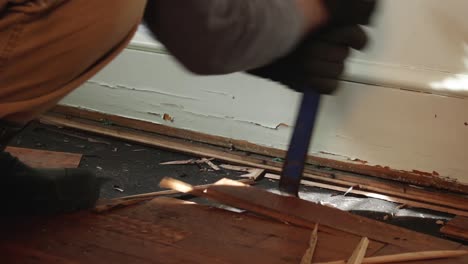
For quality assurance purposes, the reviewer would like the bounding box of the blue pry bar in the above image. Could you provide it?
[279,90,321,196]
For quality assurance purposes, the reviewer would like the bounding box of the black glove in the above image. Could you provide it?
[323,0,378,26]
[247,0,377,94]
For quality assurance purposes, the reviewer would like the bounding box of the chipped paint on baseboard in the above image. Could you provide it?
[87,80,199,101]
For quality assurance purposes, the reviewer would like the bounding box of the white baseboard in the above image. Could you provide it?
[61,47,468,186]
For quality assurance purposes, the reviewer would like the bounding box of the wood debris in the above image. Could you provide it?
[160,157,219,170]
[201,158,220,171]
[94,178,254,213]
[220,164,265,180]
[219,164,252,172]
[240,168,265,181]
[113,186,124,193]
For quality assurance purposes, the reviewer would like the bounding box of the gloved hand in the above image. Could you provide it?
[247,0,377,94]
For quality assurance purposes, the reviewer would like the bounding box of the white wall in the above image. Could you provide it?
[347,0,468,97]
[61,1,468,185]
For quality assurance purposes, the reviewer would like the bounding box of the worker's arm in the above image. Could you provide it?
[144,0,328,75]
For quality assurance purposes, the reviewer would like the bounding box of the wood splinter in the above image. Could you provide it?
[346,237,369,264]
[300,224,319,264]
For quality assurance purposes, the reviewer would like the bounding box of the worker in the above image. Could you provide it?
[0,0,376,214]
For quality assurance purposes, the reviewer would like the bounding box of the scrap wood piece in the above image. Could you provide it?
[160,158,212,165]
[346,237,369,264]
[441,216,468,241]
[94,178,254,213]
[5,146,82,168]
[240,169,265,181]
[265,174,468,218]
[160,157,220,171]
[201,158,220,171]
[220,164,265,180]
[220,164,253,172]
[300,224,319,264]
[158,177,459,251]
[314,249,468,264]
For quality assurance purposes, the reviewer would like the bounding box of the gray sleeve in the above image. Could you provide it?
[144,0,307,75]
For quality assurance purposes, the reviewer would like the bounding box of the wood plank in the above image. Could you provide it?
[5,147,82,168]
[40,113,468,211]
[266,174,468,217]
[440,216,468,241]
[163,178,461,251]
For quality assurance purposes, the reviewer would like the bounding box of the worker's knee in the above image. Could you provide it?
[0,0,147,123]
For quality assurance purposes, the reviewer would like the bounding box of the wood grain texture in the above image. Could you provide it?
[5,147,82,168]
[0,197,384,264]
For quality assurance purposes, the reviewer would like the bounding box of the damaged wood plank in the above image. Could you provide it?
[5,147,82,168]
[440,216,468,241]
[40,114,468,211]
[159,177,461,251]
[265,174,468,217]
[48,106,468,194]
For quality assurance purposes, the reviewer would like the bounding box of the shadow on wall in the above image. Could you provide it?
[344,0,468,98]
[427,2,468,93]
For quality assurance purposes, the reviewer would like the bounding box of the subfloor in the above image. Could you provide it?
[9,122,462,243]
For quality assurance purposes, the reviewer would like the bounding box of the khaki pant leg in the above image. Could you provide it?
[0,0,147,124]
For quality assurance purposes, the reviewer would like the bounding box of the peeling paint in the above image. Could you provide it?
[275,123,290,129]
[147,112,161,117]
[87,80,199,101]
[161,103,184,109]
[200,89,232,97]
[348,158,369,164]
[163,113,174,122]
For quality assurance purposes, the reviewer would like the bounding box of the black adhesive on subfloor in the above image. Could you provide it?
[8,122,464,243]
